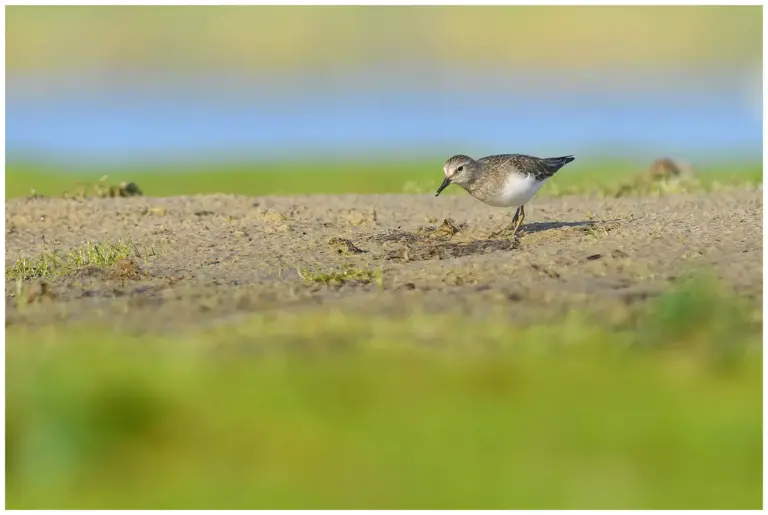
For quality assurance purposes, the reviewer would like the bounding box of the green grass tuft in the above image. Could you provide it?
[6,240,134,281]
[298,263,383,288]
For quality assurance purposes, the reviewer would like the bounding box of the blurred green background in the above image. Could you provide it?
[5,5,762,196]
[6,6,762,72]
[5,6,763,509]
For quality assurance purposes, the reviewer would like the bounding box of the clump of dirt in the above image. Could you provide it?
[614,157,699,197]
[110,259,143,280]
[109,181,143,198]
[433,218,462,239]
[645,157,695,181]
[328,237,366,255]
[25,282,57,304]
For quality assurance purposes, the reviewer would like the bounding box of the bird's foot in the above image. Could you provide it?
[490,226,524,240]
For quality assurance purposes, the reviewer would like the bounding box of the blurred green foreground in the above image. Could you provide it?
[6,279,762,509]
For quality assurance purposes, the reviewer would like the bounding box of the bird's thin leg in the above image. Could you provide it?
[509,205,526,238]
[508,207,520,231]
[491,207,519,239]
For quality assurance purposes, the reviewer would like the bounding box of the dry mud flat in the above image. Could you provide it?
[5,187,763,330]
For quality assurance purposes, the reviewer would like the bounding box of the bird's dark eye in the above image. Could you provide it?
[457,166,464,172]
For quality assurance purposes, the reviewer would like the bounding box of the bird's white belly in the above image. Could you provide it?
[484,173,546,208]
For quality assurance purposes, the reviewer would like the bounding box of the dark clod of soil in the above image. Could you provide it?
[110,181,143,198]
[646,157,694,181]
[25,282,57,304]
[328,237,366,255]
[433,218,462,238]
[110,259,142,280]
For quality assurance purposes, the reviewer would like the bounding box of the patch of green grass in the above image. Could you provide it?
[636,275,760,365]
[298,263,383,288]
[5,277,761,509]
[7,161,439,198]
[6,239,134,281]
[5,160,762,199]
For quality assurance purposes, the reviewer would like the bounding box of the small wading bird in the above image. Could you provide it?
[435,153,575,238]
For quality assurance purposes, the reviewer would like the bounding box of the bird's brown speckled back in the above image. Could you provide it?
[468,153,574,200]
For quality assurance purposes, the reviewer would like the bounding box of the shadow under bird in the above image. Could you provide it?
[435,153,575,238]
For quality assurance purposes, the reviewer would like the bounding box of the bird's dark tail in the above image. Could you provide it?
[542,155,575,173]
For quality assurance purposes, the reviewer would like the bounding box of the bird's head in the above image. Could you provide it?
[435,154,478,196]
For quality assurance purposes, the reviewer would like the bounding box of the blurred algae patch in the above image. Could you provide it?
[6,277,761,509]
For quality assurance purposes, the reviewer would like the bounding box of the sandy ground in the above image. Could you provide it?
[5,187,763,331]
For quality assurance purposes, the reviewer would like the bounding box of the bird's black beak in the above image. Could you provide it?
[435,177,451,197]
